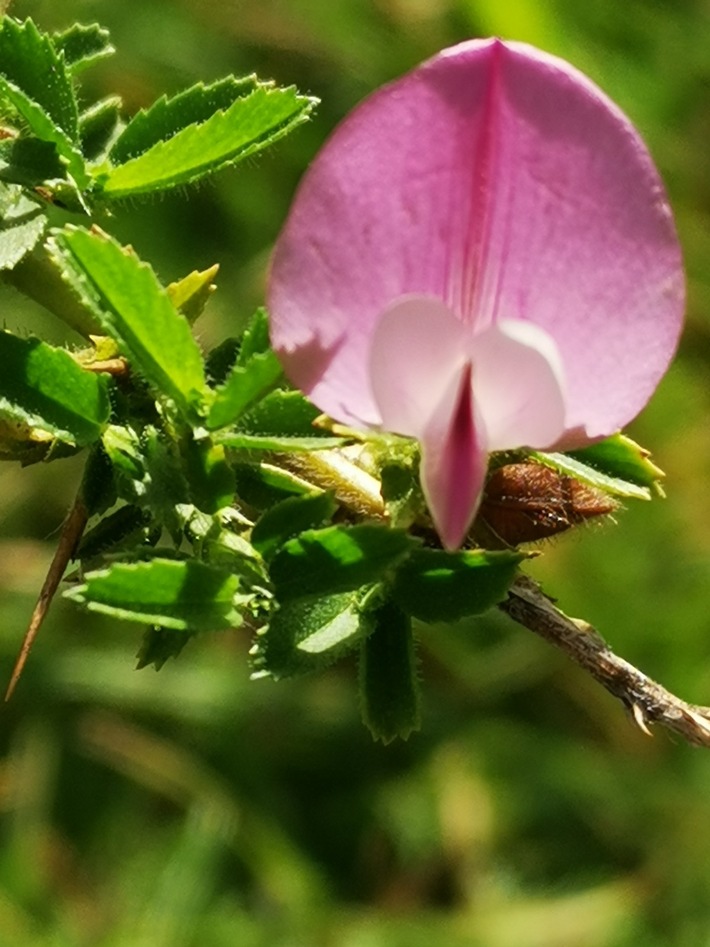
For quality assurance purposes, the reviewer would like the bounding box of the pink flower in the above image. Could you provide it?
[268,39,684,549]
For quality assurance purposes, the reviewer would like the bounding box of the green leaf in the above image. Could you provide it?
[100,82,316,198]
[167,264,218,324]
[270,524,417,601]
[0,18,86,185]
[206,350,283,430]
[217,389,347,452]
[0,136,64,186]
[181,437,234,514]
[237,307,271,366]
[64,557,245,631]
[136,625,194,670]
[79,96,122,161]
[251,491,338,561]
[252,591,365,679]
[49,226,208,421]
[0,183,46,269]
[51,23,114,73]
[564,434,665,492]
[390,548,526,624]
[0,331,110,446]
[359,593,420,743]
[108,76,258,165]
[77,505,152,560]
[529,448,652,501]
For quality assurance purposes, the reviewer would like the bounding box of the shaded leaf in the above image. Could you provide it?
[359,593,420,743]
[51,23,114,73]
[64,557,245,631]
[100,82,316,198]
[49,226,208,421]
[207,350,283,430]
[390,548,526,624]
[251,491,338,561]
[79,96,122,161]
[136,625,194,670]
[0,136,64,187]
[270,524,416,601]
[252,591,364,679]
[217,389,347,451]
[0,331,110,446]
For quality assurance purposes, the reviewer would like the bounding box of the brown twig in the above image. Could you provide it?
[5,495,89,701]
[499,574,710,747]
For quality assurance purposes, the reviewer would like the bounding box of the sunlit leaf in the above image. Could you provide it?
[100,82,316,198]
[64,557,245,630]
[0,331,110,446]
[49,226,208,421]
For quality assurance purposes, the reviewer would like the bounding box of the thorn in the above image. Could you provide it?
[5,496,88,702]
[631,702,653,737]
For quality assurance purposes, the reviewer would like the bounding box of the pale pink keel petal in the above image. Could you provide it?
[419,364,488,550]
[472,319,567,450]
[369,296,468,436]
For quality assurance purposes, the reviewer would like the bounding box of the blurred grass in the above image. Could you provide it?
[1,0,709,944]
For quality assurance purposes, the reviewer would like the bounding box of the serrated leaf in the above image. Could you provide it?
[77,505,151,560]
[390,548,525,624]
[237,307,270,366]
[207,350,283,430]
[252,591,364,679]
[136,625,194,670]
[0,136,64,186]
[359,594,420,744]
[79,96,122,161]
[0,18,86,185]
[0,331,110,446]
[109,75,258,165]
[216,389,347,452]
[529,448,652,500]
[51,23,114,73]
[251,491,338,561]
[181,437,234,514]
[565,434,664,491]
[64,558,244,630]
[167,264,218,324]
[49,226,208,421]
[100,82,316,198]
[0,183,46,268]
[270,524,417,601]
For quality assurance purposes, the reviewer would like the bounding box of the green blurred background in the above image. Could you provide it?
[1,1,709,944]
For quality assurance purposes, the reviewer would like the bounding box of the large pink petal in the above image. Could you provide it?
[268,39,683,436]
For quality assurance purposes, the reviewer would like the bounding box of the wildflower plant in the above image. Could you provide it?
[0,16,697,743]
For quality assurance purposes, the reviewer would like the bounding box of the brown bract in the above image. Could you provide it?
[479,462,619,545]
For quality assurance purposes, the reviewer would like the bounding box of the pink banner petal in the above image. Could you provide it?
[269,38,683,439]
